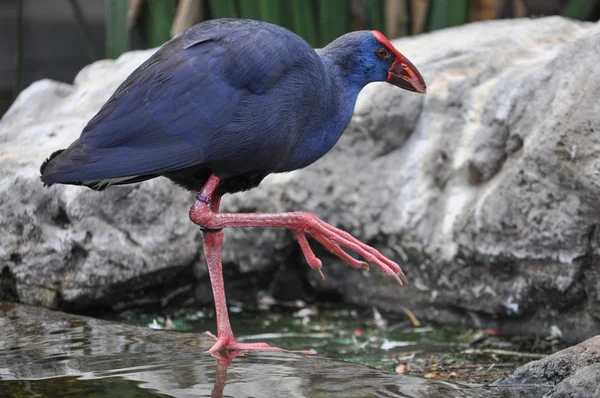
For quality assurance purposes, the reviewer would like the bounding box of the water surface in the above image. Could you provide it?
[0,303,548,397]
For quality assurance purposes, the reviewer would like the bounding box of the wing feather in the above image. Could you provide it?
[41,19,318,187]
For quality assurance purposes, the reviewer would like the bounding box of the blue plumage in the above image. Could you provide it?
[40,19,424,194]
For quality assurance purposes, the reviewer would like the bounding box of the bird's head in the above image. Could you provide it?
[322,30,426,94]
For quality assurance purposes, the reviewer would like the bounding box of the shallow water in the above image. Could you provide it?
[125,304,560,383]
[0,303,549,397]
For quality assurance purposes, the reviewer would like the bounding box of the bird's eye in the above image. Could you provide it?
[376,48,389,59]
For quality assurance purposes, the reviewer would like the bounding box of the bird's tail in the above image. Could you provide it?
[40,149,65,180]
[40,142,156,191]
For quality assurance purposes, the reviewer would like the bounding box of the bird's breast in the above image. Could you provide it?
[281,98,355,171]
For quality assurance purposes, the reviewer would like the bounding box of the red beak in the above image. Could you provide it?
[387,55,427,94]
[372,30,426,94]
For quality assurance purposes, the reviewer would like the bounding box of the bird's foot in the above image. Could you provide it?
[206,334,314,356]
[293,214,408,285]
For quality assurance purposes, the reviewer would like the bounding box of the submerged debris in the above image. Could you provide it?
[372,306,388,330]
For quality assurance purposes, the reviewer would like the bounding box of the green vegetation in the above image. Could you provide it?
[105,0,129,59]
[562,0,600,20]
[426,0,470,31]
[141,0,177,48]
[72,0,600,60]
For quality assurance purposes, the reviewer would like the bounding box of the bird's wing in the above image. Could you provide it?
[42,20,307,185]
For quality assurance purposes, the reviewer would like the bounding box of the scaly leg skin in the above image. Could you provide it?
[202,229,313,355]
[193,174,408,354]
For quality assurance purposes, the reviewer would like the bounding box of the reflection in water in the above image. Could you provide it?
[210,350,244,398]
[0,303,544,398]
[212,360,228,398]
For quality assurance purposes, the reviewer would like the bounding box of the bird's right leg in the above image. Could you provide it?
[202,228,295,353]
[200,187,313,354]
[191,174,408,286]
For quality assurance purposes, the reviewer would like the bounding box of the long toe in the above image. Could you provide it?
[307,221,407,282]
[231,342,315,355]
[209,339,315,355]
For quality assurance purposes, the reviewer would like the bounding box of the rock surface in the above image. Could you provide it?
[492,336,600,398]
[1,17,600,340]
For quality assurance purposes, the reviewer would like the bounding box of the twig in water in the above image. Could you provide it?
[462,348,547,359]
[445,363,520,370]
[401,307,421,326]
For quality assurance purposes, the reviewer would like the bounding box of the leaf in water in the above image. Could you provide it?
[335,338,355,345]
[395,364,407,373]
[373,306,388,330]
[237,332,334,341]
[186,311,205,320]
[164,317,176,330]
[380,339,414,350]
[148,319,162,329]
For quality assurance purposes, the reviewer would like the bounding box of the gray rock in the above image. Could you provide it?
[492,336,600,398]
[0,53,202,313]
[1,16,600,342]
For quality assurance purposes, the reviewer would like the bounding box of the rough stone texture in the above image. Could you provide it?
[492,336,600,398]
[0,54,202,314]
[1,17,600,339]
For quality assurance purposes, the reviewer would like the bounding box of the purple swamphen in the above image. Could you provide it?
[40,19,426,354]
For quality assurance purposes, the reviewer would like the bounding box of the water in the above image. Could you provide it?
[125,304,560,383]
[0,302,549,397]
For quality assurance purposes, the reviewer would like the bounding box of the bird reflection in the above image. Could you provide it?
[209,349,245,398]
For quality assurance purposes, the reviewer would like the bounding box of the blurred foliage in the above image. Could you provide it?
[92,0,600,59]
[562,0,600,20]
[425,0,470,31]
[68,0,101,61]
[105,0,129,59]
[140,0,177,48]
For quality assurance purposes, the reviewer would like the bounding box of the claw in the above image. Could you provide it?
[315,268,325,280]
[399,271,409,285]
[392,272,404,286]
[294,215,408,286]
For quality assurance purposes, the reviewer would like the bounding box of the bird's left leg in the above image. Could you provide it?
[191,175,408,286]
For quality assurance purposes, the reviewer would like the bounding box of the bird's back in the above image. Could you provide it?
[40,19,332,193]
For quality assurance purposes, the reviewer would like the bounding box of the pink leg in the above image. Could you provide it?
[202,231,302,354]
[191,175,408,285]
[200,186,313,354]
[193,174,407,354]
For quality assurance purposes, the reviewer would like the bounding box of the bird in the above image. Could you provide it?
[40,18,426,355]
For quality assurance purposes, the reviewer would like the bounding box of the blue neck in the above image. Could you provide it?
[278,31,389,171]
[320,55,364,105]
[283,55,363,170]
